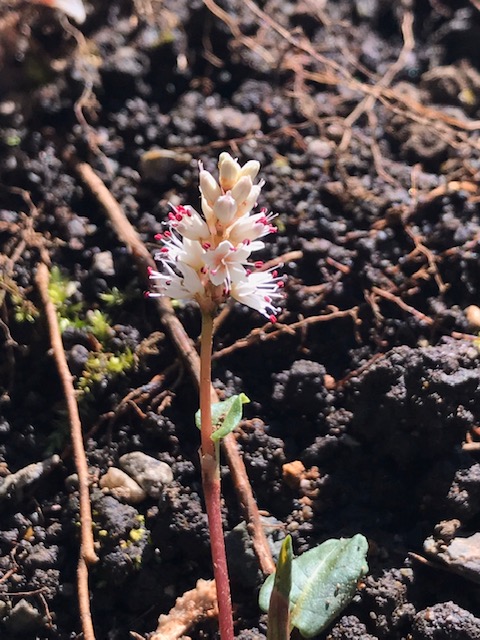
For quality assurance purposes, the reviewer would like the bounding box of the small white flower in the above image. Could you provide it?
[167,205,210,242]
[148,153,284,321]
[148,262,205,300]
[203,240,251,288]
[231,269,284,323]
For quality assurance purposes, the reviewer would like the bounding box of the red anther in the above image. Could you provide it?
[160,247,169,253]
[272,270,278,277]
[260,207,267,214]
[270,226,278,233]
[164,230,171,237]
[254,261,264,268]
[269,314,277,323]
[243,239,251,245]
[168,212,175,220]
[246,269,252,275]
[175,213,183,221]
[278,281,285,288]
[143,291,151,298]
[264,296,271,303]
[154,233,163,240]
[202,242,211,250]
[147,266,154,275]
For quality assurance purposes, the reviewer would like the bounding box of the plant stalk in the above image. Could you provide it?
[200,311,234,640]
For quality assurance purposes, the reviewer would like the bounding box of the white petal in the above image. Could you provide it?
[44,0,87,23]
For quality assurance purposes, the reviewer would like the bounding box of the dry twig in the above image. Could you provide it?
[35,262,98,640]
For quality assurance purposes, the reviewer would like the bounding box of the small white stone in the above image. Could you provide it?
[119,452,174,499]
[99,467,147,504]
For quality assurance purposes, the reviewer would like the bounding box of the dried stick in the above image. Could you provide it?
[72,157,275,575]
[35,262,98,640]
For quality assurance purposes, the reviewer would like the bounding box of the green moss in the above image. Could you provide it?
[77,349,135,395]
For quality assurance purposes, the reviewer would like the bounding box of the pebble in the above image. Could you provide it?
[307,138,333,158]
[205,107,261,135]
[99,467,147,504]
[140,148,192,183]
[4,599,43,633]
[0,456,60,502]
[465,305,480,329]
[424,531,480,583]
[67,344,90,376]
[92,250,115,277]
[119,452,173,499]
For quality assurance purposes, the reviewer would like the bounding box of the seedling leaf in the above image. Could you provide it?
[267,535,292,640]
[259,534,368,638]
[195,393,250,442]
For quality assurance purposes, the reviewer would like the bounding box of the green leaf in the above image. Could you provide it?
[259,534,368,638]
[195,394,250,442]
[267,535,292,640]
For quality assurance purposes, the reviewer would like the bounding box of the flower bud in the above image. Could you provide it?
[239,160,260,181]
[199,169,221,206]
[231,176,253,207]
[213,194,238,225]
[218,153,240,191]
[236,182,263,217]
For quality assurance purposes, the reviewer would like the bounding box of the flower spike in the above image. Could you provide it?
[149,153,283,321]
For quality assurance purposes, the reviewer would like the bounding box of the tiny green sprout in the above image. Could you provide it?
[6,135,21,147]
[259,534,369,639]
[86,309,114,343]
[99,286,128,307]
[48,266,78,309]
[11,293,38,323]
[77,349,135,395]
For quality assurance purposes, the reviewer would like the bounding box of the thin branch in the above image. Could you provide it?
[35,262,97,640]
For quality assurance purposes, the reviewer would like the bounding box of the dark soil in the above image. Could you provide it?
[2,0,480,638]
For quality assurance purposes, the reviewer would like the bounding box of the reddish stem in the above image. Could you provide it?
[200,311,234,640]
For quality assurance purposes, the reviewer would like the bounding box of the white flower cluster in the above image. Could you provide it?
[148,153,284,322]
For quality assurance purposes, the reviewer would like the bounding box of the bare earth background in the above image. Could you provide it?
[1,0,480,638]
